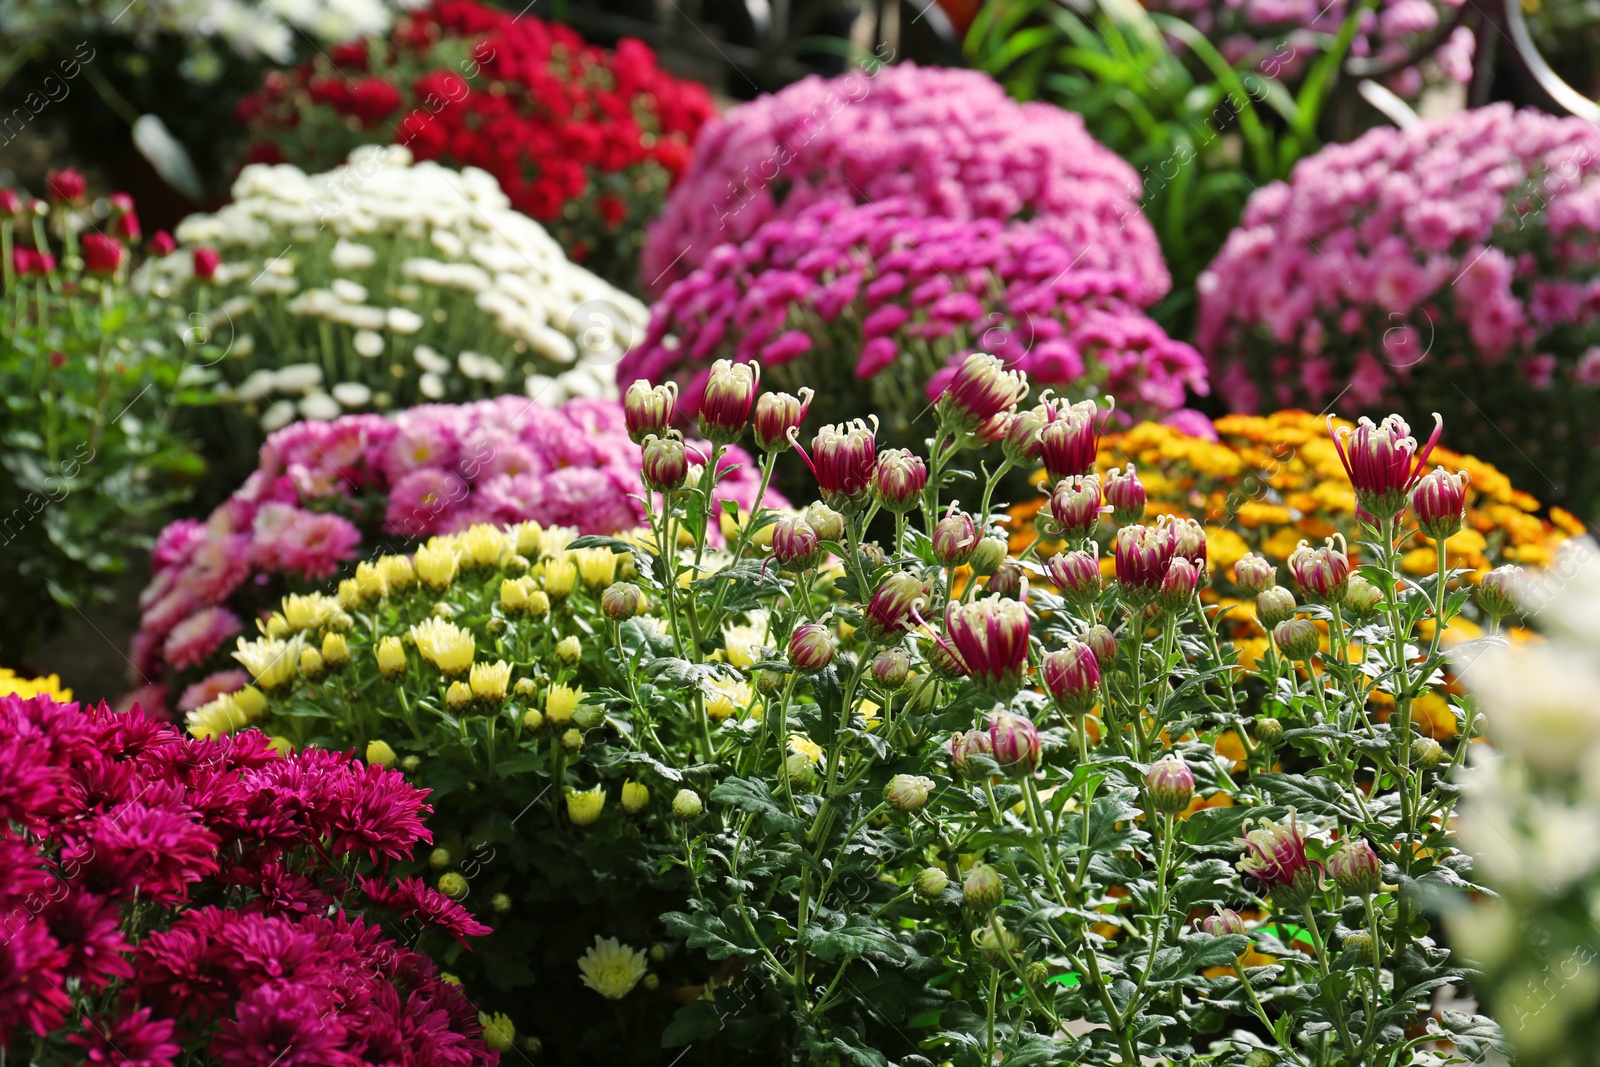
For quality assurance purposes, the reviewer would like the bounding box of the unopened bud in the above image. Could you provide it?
[915,867,950,899]
[1273,618,1320,660]
[1257,587,1297,629]
[963,863,1004,911]
[969,538,1007,577]
[1412,736,1445,768]
[672,788,703,818]
[1145,755,1195,814]
[885,773,934,812]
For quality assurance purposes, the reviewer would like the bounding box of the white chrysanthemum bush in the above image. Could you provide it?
[144,145,646,483]
[210,353,1520,1064]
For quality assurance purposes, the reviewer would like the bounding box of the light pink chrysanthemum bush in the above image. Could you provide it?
[129,395,782,710]
[1197,105,1600,513]
[640,63,1169,302]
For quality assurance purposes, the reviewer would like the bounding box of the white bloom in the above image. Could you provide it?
[261,399,299,432]
[420,372,445,399]
[352,330,385,358]
[332,382,373,407]
[431,228,466,259]
[414,346,451,374]
[458,351,506,382]
[1463,642,1600,777]
[273,363,323,394]
[235,369,279,403]
[332,279,368,304]
[299,392,342,420]
[577,936,648,1000]
[330,239,377,271]
[386,307,424,334]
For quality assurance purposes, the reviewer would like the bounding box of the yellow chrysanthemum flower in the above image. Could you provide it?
[0,668,70,701]
[788,733,824,763]
[546,683,584,726]
[232,635,303,690]
[461,524,511,567]
[409,617,475,675]
[566,786,606,827]
[577,936,648,999]
[470,660,511,702]
[414,538,461,588]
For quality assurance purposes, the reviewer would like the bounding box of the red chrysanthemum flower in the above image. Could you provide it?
[0,919,72,1044]
[69,1007,182,1067]
[360,877,491,946]
[41,892,134,989]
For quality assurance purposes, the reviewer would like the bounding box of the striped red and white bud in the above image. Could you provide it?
[1410,467,1469,541]
[874,449,928,513]
[1043,550,1100,607]
[988,711,1041,777]
[1330,412,1443,523]
[771,516,823,571]
[1103,463,1146,525]
[698,359,759,444]
[938,352,1028,431]
[1288,536,1350,604]
[932,509,980,568]
[1145,755,1195,814]
[1048,475,1102,541]
[752,388,812,452]
[1041,641,1099,715]
[623,380,676,444]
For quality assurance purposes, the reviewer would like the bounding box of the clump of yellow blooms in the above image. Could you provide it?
[0,668,71,701]
[1010,410,1577,590]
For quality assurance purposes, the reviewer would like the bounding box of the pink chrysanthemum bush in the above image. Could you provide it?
[0,691,500,1064]
[640,63,1168,300]
[623,200,1208,442]
[130,394,781,710]
[1197,104,1600,514]
[192,357,1523,1063]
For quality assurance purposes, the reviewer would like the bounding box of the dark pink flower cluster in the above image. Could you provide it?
[0,692,495,1064]
[623,200,1208,425]
[1196,105,1600,504]
[640,63,1168,301]
[130,395,784,706]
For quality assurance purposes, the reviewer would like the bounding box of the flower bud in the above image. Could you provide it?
[784,752,818,790]
[1157,557,1200,613]
[1412,735,1445,768]
[985,560,1024,600]
[401,755,421,772]
[1342,574,1384,621]
[299,647,324,679]
[938,352,1027,432]
[1041,641,1099,716]
[1342,929,1374,957]
[521,708,544,731]
[962,862,1004,911]
[988,711,1041,777]
[1043,550,1100,606]
[1232,553,1276,596]
[429,847,452,869]
[949,729,993,778]
[641,434,688,491]
[928,638,969,680]
[1256,587,1297,629]
[1273,618,1320,661]
[1025,961,1050,988]
[756,669,786,695]
[931,509,980,568]
[971,917,1020,966]
[803,502,845,542]
[437,872,469,899]
[1037,399,1099,483]
[915,867,950,899]
[82,233,123,276]
[1047,475,1101,540]
[874,449,928,513]
[555,635,582,665]
[322,632,350,667]
[941,596,1031,695]
[491,893,512,914]
[1235,810,1317,906]
[623,380,676,443]
[1146,755,1195,814]
[1411,467,1469,541]
[1477,565,1523,620]
[672,788,703,819]
[753,388,812,451]
[771,516,824,571]
[698,358,759,444]
[1084,624,1118,668]
[445,680,472,710]
[864,572,928,636]
[969,538,1008,577]
[192,246,221,282]
[1114,523,1176,603]
[366,740,397,768]
[1288,536,1351,604]
[1200,908,1247,936]
[621,781,650,814]
[150,230,176,255]
[871,647,911,690]
[1326,837,1382,896]
[1104,464,1146,525]
[561,728,585,752]
[601,582,646,620]
[1001,406,1047,467]
[1330,412,1443,523]
[799,420,878,513]
[1255,717,1283,745]
[789,623,836,673]
[885,774,935,812]
[566,786,604,825]
[47,168,86,202]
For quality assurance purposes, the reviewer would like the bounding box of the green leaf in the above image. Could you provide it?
[709,776,804,834]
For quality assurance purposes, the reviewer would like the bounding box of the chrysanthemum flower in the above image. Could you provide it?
[577,935,649,1000]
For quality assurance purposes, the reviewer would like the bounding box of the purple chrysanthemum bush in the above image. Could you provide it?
[128,394,782,712]
[0,691,501,1064]
[1198,104,1600,513]
[625,200,1209,441]
[641,64,1168,298]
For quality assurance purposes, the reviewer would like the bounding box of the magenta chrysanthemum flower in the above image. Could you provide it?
[61,800,221,902]
[209,982,352,1067]
[69,1007,182,1067]
[360,876,493,946]
[41,892,135,989]
[0,919,73,1042]
[161,607,244,671]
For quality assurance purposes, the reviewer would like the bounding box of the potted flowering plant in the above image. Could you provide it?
[209,351,1517,1063]
[0,172,202,664]
[0,688,502,1062]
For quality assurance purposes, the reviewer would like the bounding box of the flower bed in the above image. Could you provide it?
[239,0,716,287]
[0,689,500,1063]
[193,357,1511,1064]
[129,394,781,708]
[1197,105,1600,514]
[623,200,1208,439]
[141,145,647,490]
[641,63,1168,301]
